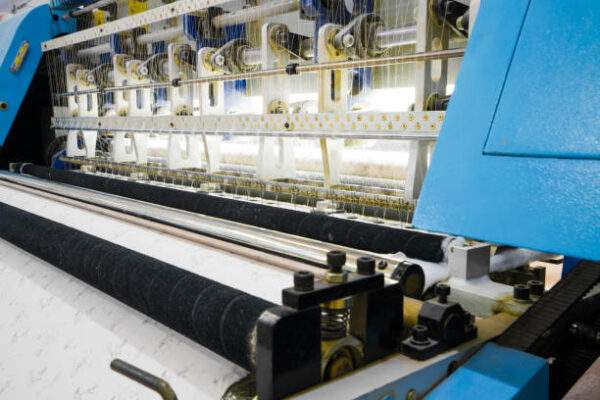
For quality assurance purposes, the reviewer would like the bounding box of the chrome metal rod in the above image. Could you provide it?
[0,170,411,278]
[213,0,301,28]
[62,0,117,20]
[77,42,111,57]
[136,26,184,45]
[375,22,418,49]
[54,48,465,98]
[51,125,438,141]
[240,46,261,66]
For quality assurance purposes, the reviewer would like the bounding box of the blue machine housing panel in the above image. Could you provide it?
[427,343,548,400]
[0,6,74,146]
[484,0,600,158]
[413,0,600,260]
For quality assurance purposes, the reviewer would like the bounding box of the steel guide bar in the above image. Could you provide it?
[52,111,444,139]
[52,49,466,98]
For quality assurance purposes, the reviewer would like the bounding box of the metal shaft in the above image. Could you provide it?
[212,0,301,28]
[55,48,465,97]
[77,42,111,57]
[136,26,184,45]
[375,22,418,49]
[240,46,262,66]
[62,0,117,20]
[0,171,405,279]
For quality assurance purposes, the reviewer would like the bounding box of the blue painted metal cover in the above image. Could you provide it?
[426,343,548,400]
[0,6,74,146]
[414,0,600,261]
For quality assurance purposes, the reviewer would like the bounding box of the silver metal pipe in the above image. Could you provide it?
[136,26,184,45]
[77,42,111,57]
[0,170,409,278]
[240,47,262,66]
[62,0,117,20]
[375,22,418,49]
[55,48,465,97]
[213,0,301,28]
[300,38,314,59]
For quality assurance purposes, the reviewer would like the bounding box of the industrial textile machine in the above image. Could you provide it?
[0,0,598,399]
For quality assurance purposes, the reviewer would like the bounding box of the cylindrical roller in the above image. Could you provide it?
[374,22,417,49]
[213,0,301,28]
[77,42,111,57]
[19,165,448,262]
[0,201,274,372]
[240,47,261,67]
[136,26,184,45]
[62,0,117,20]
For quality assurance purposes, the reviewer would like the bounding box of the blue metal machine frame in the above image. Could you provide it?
[427,343,548,399]
[0,5,74,146]
[414,0,600,261]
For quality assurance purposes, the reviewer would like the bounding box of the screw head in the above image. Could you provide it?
[214,54,225,66]
[294,271,314,291]
[326,250,346,273]
[513,283,531,301]
[411,325,430,344]
[435,283,450,303]
[527,280,544,297]
[342,34,355,48]
[357,256,375,275]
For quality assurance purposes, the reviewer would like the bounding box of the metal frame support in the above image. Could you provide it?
[256,23,296,181]
[405,0,449,199]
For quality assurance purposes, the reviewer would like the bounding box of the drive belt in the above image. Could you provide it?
[496,260,600,352]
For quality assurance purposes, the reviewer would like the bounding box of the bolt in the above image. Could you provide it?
[137,66,149,76]
[294,271,314,291]
[327,250,346,273]
[214,54,225,66]
[513,284,531,301]
[342,34,355,48]
[410,325,429,344]
[0,102,8,111]
[276,30,288,45]
[435,283,450,304]
[377,260,388,270]
[527,280,544,297]
[357,256,375,275]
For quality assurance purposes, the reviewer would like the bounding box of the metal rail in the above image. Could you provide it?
[54,48,465,98]
[0,170,415,279]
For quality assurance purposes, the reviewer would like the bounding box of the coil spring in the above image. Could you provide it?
[321,306,351,340]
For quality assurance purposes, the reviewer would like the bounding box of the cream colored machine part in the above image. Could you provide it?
[125,58,152,164]
[66,65,98,158]
[198,47,224,173]
[256,23,296,180]
[317,23,347,188]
